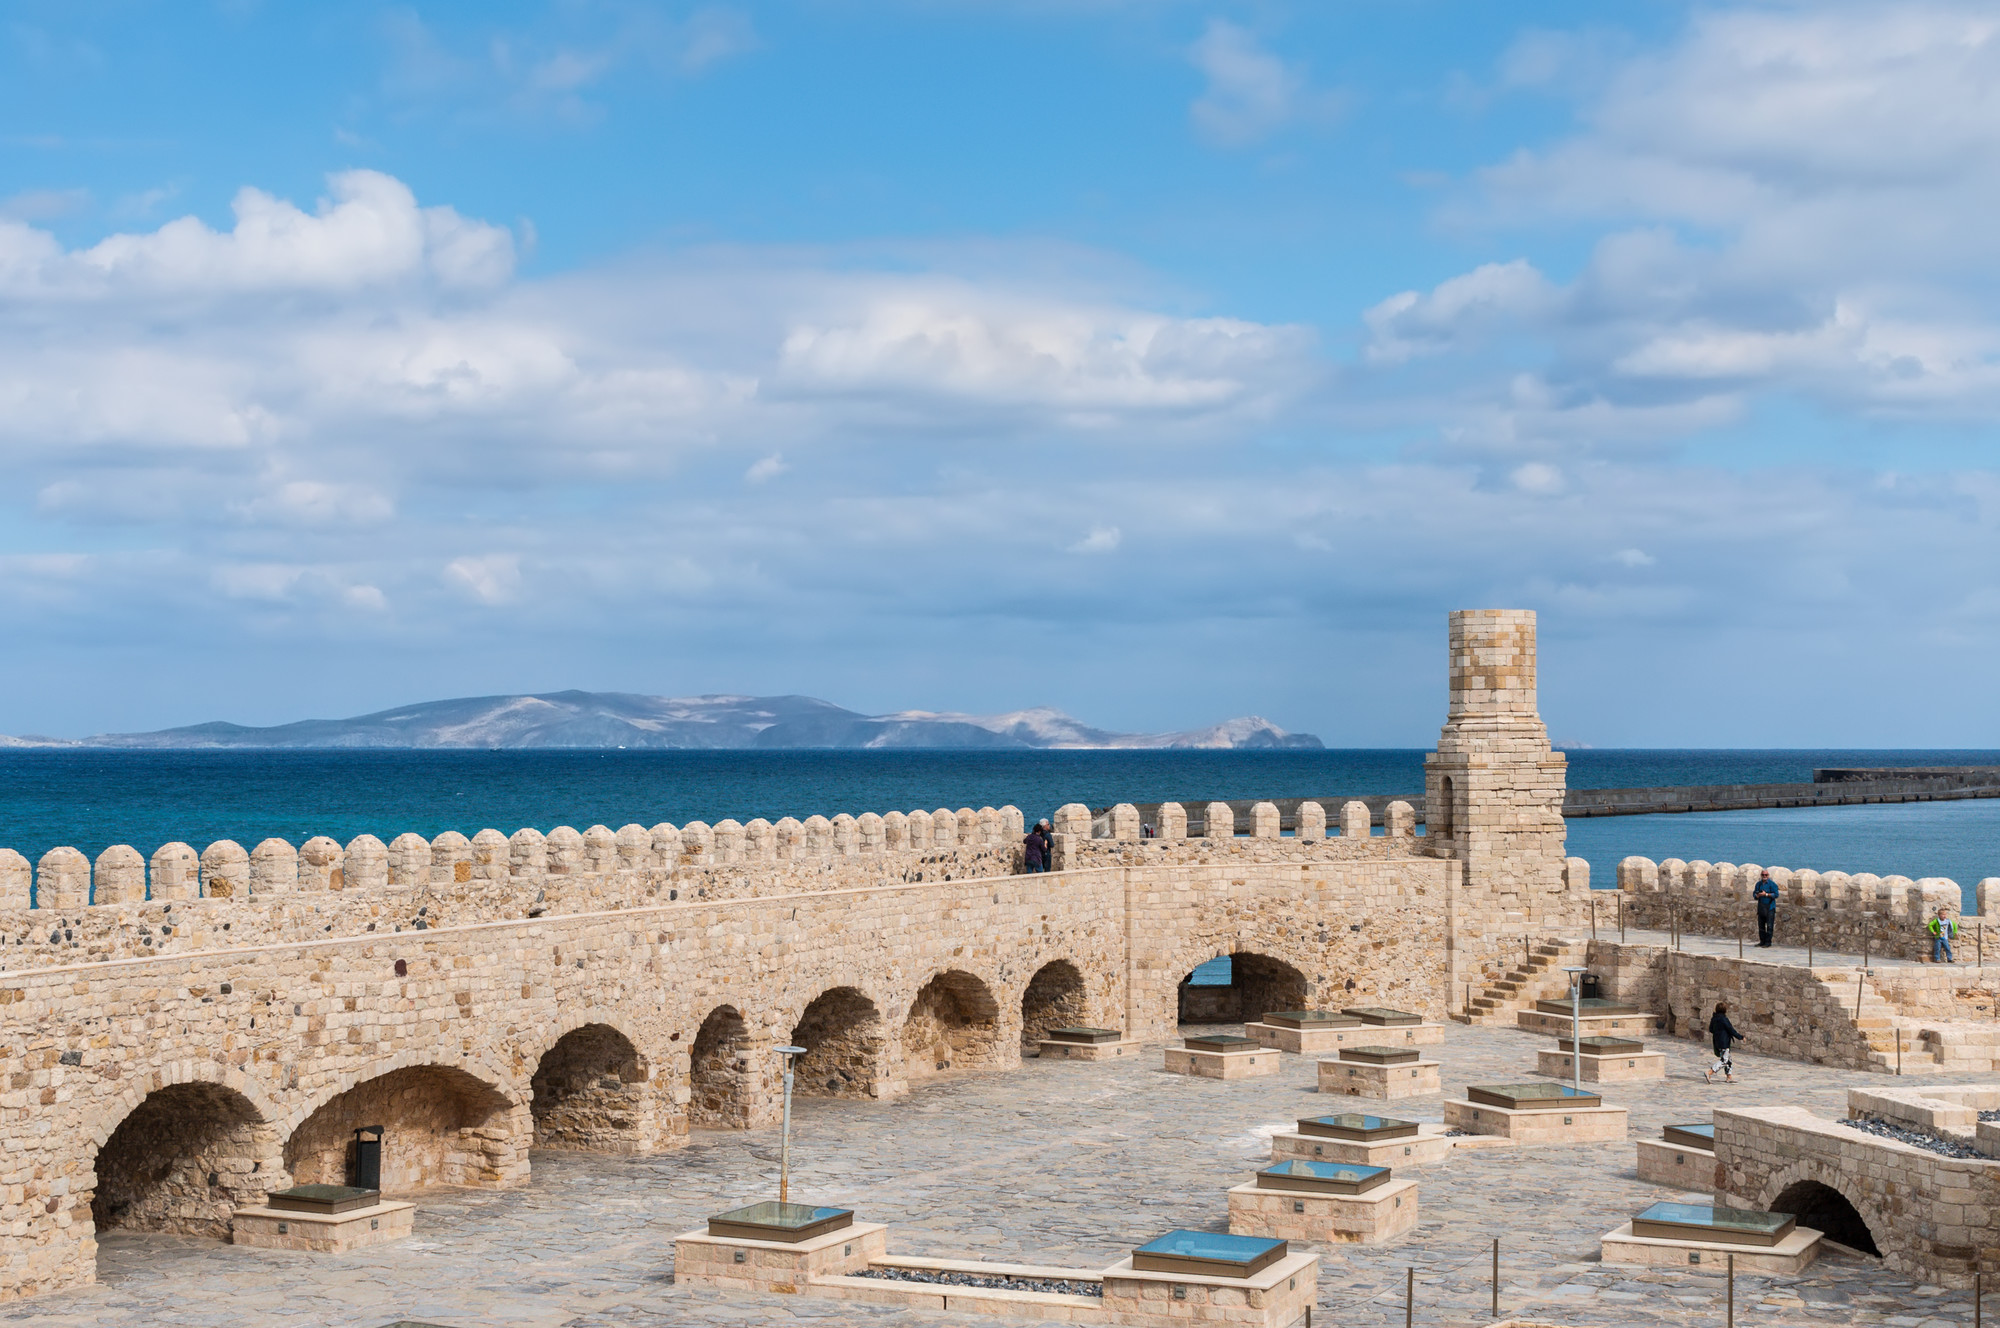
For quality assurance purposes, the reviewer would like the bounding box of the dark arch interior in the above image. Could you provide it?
[285,1065,513,1192]
[530,1024,650,1152]
[689,1005,754,1128]
[92,1082,269,1238]
[1772,1180,1880,1256]
[1021,960,1091,1054]
[903,970,1002,1079]
[1437,776,1455,840]
[791,987,884,1100]
[1178,951,1309,1025]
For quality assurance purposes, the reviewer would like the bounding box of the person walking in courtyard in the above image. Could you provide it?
[1753,869,1779,947]
[1705,1001,1744,1083]
[1930,906,1957,963]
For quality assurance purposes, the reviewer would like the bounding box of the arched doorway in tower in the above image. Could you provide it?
[790,987,886,1100]
[689,1004,760,1128]
[1020,960,1091,1054]
[90,1082,278,1241]
[1177,952,1309,1026]
[1771,1180,1880,1256]
[902,970,1002,1080]
[285,1065,525,1193]
[530,1024,661,1152]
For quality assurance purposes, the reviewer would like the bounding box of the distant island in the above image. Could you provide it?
[0,691,1323,751]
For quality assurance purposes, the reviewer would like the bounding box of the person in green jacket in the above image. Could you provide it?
[1929,907,1957,963]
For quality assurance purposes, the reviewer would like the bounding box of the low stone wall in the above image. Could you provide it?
[1615,855,1993,962]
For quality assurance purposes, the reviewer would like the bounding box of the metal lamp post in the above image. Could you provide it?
[1563,966,1588,1095]
[776,1044,807,1203]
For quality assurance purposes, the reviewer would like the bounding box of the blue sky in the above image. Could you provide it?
[2,1,1997,746]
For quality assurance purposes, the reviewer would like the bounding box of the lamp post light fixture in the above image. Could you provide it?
[1562,967,1588,1095]
[776,1044,808,1203]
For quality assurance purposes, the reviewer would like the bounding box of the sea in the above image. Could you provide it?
[3,747,1998,910]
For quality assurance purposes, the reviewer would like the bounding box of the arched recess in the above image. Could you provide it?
[1771,1179,1881,1256]
[1020,960,1092,1054]
[530,1023,664,1153]
[1436,776,1455,843]
[1177,951,1309,1026]
[90,1081,280,1239]
[790,986,886,1100]
[285,1064,526,1192]
[689,1004,760,1128]
[902,970,1003,1080]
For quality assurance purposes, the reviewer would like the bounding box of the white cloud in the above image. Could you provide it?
[1510,462,1564,494]
[445,554,522,605]
[745,453,788,483]
[1188,21,1341,147]
[1068,525,1122,554]
[1613,548,1656,567]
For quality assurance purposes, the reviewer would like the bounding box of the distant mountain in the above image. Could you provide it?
[11,692,1323,750]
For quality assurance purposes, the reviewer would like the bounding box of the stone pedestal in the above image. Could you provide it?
[1039,1038,1142,1062]
[1443,1098,1629,1144]
[1245,1022,1352,1055]
[1535,1049,1665,1083]
[674,1221,888,1294]
[1164,1046,1279,1079]
[230,1200,414,1253]
[1227,1179,1419,1246]
[1516,1009,1662,1039]
[1600,1220,1822,1274]
[1636,1138,1717,1189]
[1271,1123,1454,1168]
[1100,1249,1319,1328]
[1317,1058,1441,1100]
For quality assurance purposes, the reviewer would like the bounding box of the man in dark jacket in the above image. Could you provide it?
[1705,1001,1744,1083]
[1753,870,1780,947]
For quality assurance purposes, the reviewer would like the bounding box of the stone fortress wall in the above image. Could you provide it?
[0,609,1587,1303]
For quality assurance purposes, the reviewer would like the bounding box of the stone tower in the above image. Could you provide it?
[1423,610,1570,916]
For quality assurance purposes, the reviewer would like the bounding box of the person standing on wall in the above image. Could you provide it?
[1022,820,1047,874]
[1930,906,1957,963]
[1753,869,1780,948]
[1705,1001,1744,1084]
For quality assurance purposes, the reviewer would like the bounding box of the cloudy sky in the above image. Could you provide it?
[2,1,1997,745]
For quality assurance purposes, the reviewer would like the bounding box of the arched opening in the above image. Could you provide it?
[1021,960,1091,1054]
[91,1082,273,1239]
[285,1066,520,1193]
[790,987,885,1100]
[690,1005,756,1128]
[902,970,1002,1079]
[530,1024,655,1152]
[1177,951,1309,1026]
[1436,777,1455,842]
[1771,1180,1880,1256]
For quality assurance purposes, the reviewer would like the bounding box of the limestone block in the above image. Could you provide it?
[230,1200,414,1253]
[1443,1098,1629,1144]
[804,815,834,855]
[37,846,90,908]
[616,823,655,870]
[1165,1046,1279,1079]
[1317,1057,1441,1099]
[1341,801,1371,839]
[1600,1220,1821,1275]
[507,828,546,882]
[431,831,472,885]
[1037,1038,1141,1062]
[1228,1177,1418,1245]
[250,838,299,895]
[1296,802,1326,841]
[1385,802,1415,838]
[387,832,431,885]
[465,830,507,882]
[148,842,199,900]
[1052,803,1091,838]
[1981,878,2000,918]
[650,822,681,864]
[92,845,146,905]
[954,809,980,847]
[1251,802,1281,839]
[680,821,713,863]
[829,814,857,856]
[712,820,745,864]
[583,824,618,873]
[930,808,958,848]
[1203,801,1236,839]
[297,836,344,891]
[0,847,28,909]
[1157,802,1187,839]
[343,835,389,892]
[904,810,931,850]
[200,839,249,898]
[1534,1049,1665,1083]
[673,1221,886,1294]
[880,812,908,851]
[1563,858,1589,892]
[1619,856,1658,891]
[1270,1125,1454,1168]
[1110,804,1140,839]
[745,818,778,860]
[1636,1138,1716,1188]
[856,813,885,854]
[1101,1249,1319,1328]
[978,807,1002,845]
[1000,805,1025,837]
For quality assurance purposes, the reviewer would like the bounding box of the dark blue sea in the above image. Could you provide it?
[2,748,1997,905]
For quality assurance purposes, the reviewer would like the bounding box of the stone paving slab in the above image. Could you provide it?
[7,1022,1983,1327]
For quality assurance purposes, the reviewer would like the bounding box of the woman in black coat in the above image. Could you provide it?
[1705,1002,1744,1083]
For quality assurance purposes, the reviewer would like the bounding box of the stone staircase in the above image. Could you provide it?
[1458,938,1590,1025]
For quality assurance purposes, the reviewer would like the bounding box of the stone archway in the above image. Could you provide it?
[530,1023,662,1153]
[285,1065,525,1192]
[1771,1179,1881,1256]
[689,1004,759,1128]
[790,987,886,1100]
[1020,959,1091,1054]
[90,1081,279,1239]
[1176,950,1309,1026]
[902,970,1003,1080]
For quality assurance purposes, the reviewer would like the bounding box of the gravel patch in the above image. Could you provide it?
[1841,1116,1983,1158]
[853,1267,1105,1298]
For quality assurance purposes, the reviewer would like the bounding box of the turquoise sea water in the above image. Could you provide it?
[1,747,1996,906]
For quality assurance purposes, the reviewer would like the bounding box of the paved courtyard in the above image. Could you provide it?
[11,1020,1980,1328]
